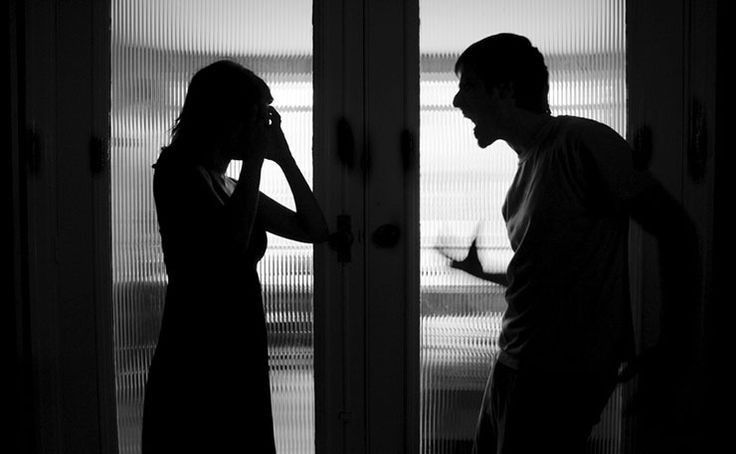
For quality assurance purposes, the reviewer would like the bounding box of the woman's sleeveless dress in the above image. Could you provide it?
[142,154,276,453]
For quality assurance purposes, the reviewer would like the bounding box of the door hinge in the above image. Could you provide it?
[328,214,354,263]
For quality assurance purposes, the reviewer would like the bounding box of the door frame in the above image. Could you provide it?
[314,1,420,453]
[14,0,118,452]
[627,0,717,451]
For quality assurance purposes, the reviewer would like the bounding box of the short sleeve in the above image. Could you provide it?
[576,120,656,205]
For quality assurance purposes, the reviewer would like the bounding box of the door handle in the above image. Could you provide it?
[372,224,401,248]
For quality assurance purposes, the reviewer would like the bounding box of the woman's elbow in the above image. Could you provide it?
[310,227,330,244]
[297,218,329,244]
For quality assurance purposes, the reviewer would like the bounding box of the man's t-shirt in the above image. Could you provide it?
[499,115,651,371]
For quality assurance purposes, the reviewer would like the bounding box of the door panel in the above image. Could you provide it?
[312,0,368,453]
[363,0,421,452]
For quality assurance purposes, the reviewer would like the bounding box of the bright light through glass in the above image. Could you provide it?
[111,2,315,453]
[419,1,626,453]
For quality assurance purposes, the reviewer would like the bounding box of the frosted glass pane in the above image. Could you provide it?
[419,1,626,453]
[111,2,314,453]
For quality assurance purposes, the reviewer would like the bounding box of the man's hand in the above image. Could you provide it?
[436,235,508,287]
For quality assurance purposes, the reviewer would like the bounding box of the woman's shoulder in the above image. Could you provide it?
[154,148,206,180]
[153,149,217,200]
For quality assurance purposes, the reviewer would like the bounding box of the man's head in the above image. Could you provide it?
[453,34,550,147]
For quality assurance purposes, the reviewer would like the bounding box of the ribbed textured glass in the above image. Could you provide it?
[419,1,626,453]
[111,2,314,453]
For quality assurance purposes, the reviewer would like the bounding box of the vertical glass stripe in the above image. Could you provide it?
[111,2,314,453]
[419,1,626,453]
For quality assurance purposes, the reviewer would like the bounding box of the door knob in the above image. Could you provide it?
[372,224,400,248]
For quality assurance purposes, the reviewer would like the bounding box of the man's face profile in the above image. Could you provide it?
[452,66,506,149]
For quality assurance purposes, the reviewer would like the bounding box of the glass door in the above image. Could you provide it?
[108,2,630,453]
[110,2,315,453]
[418,1,627,453]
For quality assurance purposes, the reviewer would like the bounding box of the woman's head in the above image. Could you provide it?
[167,60,273,161]
[455,34,550,115]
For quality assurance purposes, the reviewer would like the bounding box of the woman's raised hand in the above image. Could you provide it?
[263,107,294,166]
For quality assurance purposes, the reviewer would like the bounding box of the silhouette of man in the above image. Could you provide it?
[451,34,699,454]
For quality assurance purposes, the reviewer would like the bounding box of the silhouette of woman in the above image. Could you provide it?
[141,60,328,453]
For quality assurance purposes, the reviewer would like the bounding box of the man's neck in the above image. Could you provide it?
[506,111,553,156]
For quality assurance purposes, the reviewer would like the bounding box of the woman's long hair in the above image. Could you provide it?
[157,60,273,165]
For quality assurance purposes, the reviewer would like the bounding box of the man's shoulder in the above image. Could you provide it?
[553,116,626,152]
[555,115,615,136]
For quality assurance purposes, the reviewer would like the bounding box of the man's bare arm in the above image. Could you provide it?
[445,238,509,287]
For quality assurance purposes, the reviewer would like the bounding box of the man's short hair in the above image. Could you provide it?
[455,33,551,115]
